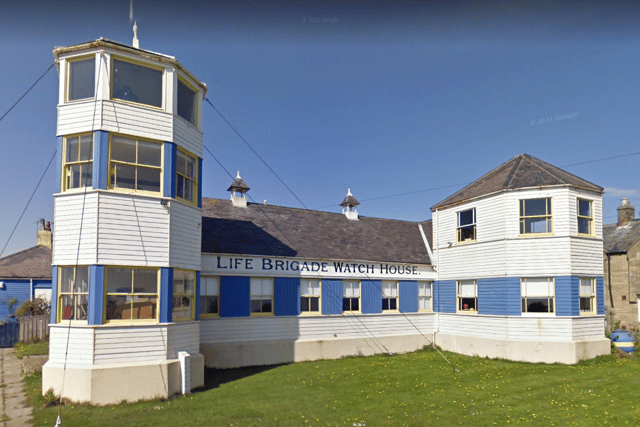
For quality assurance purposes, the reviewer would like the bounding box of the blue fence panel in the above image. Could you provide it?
[0,321,19,348]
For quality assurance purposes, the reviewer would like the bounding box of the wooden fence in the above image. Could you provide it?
[18,314,50,342]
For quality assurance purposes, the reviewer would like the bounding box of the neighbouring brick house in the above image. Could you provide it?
[603,198,640,330]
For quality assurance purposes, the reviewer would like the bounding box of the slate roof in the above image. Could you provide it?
[0,245,52,280]
[603,219,640,254]
[201,198,432,265]
[432,153,604,210]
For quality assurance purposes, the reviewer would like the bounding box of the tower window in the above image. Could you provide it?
[176,149,197,203]
[457,208,476,242]
[105,267,158,321]
[63,133,93,191]
[112,58,162,108]
[67,57,95,101]
[109,135,162,194]
[177,78,197,125]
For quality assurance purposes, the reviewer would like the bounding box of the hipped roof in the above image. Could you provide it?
[0,246,52,280]
[202,198,432,265]
[604,220,640,254]
[432,153,603,210]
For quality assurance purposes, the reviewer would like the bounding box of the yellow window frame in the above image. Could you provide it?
[176,147,198,205]
[577,198,594,236]
[457,280,478,314]
[173,269,196,321]
[382,280,399,312]
[519,198,553,236]
[200,276,220,318]
[418,281,433,312]
[177,75,199,127]
[103,266,160,324]
[300,279,321,315]
[250,277,274,316]
[342,280,361,313]
[65,54,96,102]
[110,55,164,110]
[108,134,163,195]
[62,133,94,192]
[579,277,597,316]
[57,266,89,323]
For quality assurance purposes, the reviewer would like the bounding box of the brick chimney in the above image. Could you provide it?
[617,198,636,226]
[37,218,52,249]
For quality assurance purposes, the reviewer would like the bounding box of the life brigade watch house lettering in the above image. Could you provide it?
[43,38,609,405]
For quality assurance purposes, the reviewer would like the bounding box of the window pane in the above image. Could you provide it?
[250,279,262,296]
[460,297,476,310]
[60,267,74,293]
[107,268,132,293]
[523,278,551,296]
[580,278,594,295]
[137,167,161,192]
[186,156,195,178]
[459,209,474,226]
[310,297,319,312]
[137,141,161,167]
[524,199,548,216]
[112,59,162,107]
[66,136,79,162]
[112,163,136,189]
[201,295,219,314]
[69,58,95,101]
[578,199,591,217]
[524,217,551,233]
[75,266,89,293]
[250,299,262,313]
[580,297,592,312]
[134,269,157,293]
[133,297,157,319]
[526,298,550,313]
[578,217,591,234]
[459,282,476,296]
[75,294,88,320]
[61,295,74,320]
[176,151,187,175]
[177,79,197,124]
[105,295,128,320]
[79,135,93,161]
[111,136,137,163]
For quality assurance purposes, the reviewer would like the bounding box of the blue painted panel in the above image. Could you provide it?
[399,281,418,313]
[159,268,173,323]
[0,280,31,320]
[321,279,342,315]
[32,280,52,290]
[274,277,300,316]
[556,276,579,316]
[195,271,201,321]
[56,137,62,193]
[93,131,109,190]
[220,276,250,317]
[197,157,203,208]
[50,266,58,324]
[88,265,105,325]
[163,142,177,199]
[596,276,605,315]
[506,277,521,316]
[361,280,382,314]
[437,280,456,313]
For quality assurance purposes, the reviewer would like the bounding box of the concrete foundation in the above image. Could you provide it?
[435,333,611,364]
[201,334,434,368]
[42,353,204,406]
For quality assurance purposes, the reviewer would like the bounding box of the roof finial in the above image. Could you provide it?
[130,0,139,48]
[236,171,241,179]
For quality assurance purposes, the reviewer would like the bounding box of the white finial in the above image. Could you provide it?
[133,21,140,49]
[236,171,241,179]
[347,188,352,196]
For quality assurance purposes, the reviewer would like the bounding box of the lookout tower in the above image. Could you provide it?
[43,38,207,404]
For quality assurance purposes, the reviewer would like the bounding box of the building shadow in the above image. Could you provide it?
[195,363,289,392]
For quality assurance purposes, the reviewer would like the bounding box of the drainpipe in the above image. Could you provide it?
[606,254,614,308]
[30,279,33,301]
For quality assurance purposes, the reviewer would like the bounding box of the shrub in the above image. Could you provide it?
[15,298,50,318]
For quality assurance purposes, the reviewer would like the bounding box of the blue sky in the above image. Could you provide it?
[0,0,639,255]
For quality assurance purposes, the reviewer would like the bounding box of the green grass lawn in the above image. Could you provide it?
[24,347,640,427]
[14,338,48,359]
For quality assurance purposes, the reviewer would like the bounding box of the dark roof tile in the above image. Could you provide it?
[0,245,52,280]
[604,219,640,254]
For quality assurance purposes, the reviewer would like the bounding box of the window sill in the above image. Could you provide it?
[456,310,478,315]
[250,313,274,317]
[518,233,554,238]
[456,239,477,245]
[200,314,220,319]
[521,312,555,317]
[299,312,322,316]
[110,97,165,112]
[103,319,159,324]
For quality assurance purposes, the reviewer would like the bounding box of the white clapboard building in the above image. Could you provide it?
[43,38,609,405]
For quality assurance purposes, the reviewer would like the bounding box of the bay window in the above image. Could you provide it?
[109,135,162,193]
[105,267,158,321]
[521,277,555,314]
[58,266,89,321]
[63,133,93,191]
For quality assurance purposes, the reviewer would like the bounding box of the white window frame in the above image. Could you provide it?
[250,277,273,315]
[342,280,360,313]
[457,280,477,313]
[577,199,594,236]
[200,276,220,317]
[382,281,398,312]
[519,198,553,235]
[300,279,321,314]
[457,208,476,243]
[521,277,555,316]
[418,281,433,312]
[579,277,597,315]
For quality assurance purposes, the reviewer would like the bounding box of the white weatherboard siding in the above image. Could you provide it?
[96,192,170,266]
[200,313,436,344]
[57,101,101,135]
[48,323,200,366]
[173,117,203,158]
[53,193,98,265]
[434,187,603,280]
[437,313,605,341]
[48,326,94,366]
[100,101,173,142]
[169,202,201,270]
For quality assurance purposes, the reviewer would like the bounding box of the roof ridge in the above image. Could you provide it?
[0,245,45,262]
[527,154,603,191]
[503,154,524,188]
